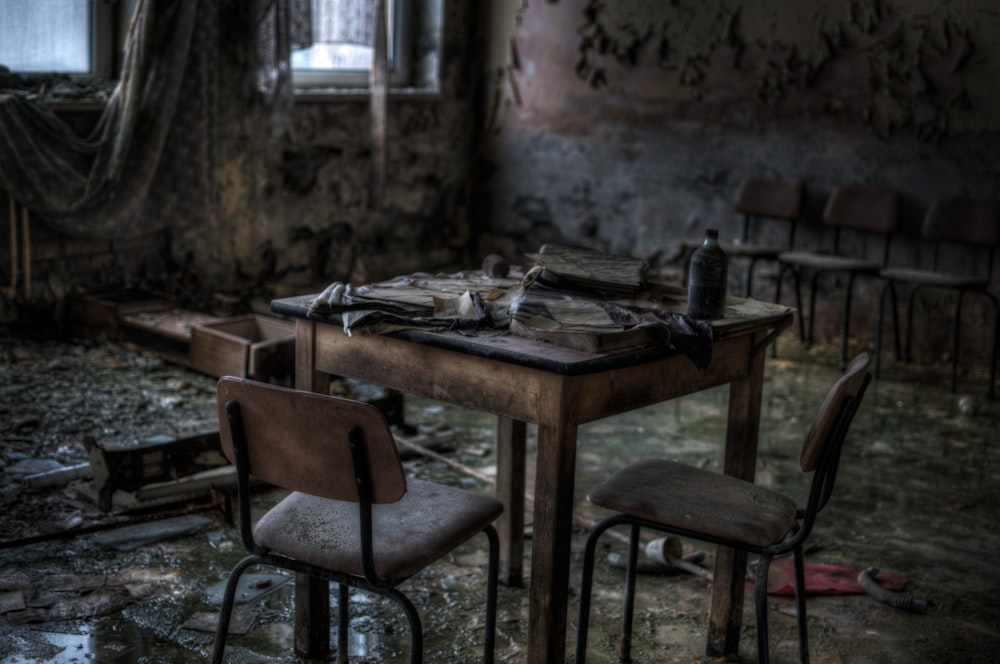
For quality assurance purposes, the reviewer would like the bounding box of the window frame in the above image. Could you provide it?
[290,0,413,90]
[0,0,119,79]
[291,0,443,99]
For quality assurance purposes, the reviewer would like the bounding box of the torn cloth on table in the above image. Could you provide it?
[307,279,509,336]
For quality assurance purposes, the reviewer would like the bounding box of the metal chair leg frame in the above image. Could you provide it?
[753,555,773,664]
[620,524,641,662]
[213,549,500,664]
[839,273,860,371]
[576,520,611,664]
[787,265,808,344]
[990,294,1000,400]
[338,583,350,664]
[793,547,810,664]
[903,286,998,398]
[483,525,500,664]
[874,280,902,380]
[807,272,820,345]
[213,555,261,664]
[904,287,919,363]
[951,291,967,393]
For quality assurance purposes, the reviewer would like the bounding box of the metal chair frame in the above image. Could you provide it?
[875,198,1000,397]
[778,186,899,370]
[576,356,872,664]
[212,379,501,664]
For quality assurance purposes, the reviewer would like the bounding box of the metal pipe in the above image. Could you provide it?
[858,566,928,613]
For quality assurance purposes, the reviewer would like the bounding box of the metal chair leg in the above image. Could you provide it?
[620,524,641,663]
[337,583,349,664]
[575,520,611,664]
[989,293,999,400]
[951,291,966,393]
[753,555,773,664]
[840,273,859,371]
[875,280,889,379]
[213,555,259,664]
[807,272,821,345]
[483,525,500,664]
[793,548,810,664]
[905,287,920,363]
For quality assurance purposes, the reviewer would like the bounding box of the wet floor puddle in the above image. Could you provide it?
[2,338,999,662]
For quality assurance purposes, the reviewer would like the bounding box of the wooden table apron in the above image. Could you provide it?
[288,312,781,663]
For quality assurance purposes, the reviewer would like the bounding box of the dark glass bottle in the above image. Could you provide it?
[687,229,728,320]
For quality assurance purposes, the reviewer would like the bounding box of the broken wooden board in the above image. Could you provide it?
[86,432,228,513]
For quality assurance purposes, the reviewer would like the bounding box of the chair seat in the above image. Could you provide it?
[879,267,988,290]
[719,242,784,258]
[588,459,798,548]
[779,250,881,273]
[255,478,504,581]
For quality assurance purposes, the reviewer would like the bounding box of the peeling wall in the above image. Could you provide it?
[166,0,482,304]
[475,0,1000,354]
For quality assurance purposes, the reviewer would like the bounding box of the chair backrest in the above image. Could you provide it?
[822,186,899,263]
[217,376,407,504]
[734,176,804,220]
[923,198,1000,247]
[823,185,900,233]
[733,176,804,246]
[794,352,871,534]
[923,198,1000,278]
[800,352,871,473]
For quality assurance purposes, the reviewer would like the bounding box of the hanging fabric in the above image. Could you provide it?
[369,0,388,210]
[0,0,216,240]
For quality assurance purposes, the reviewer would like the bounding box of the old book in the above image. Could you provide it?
[523,244,647,297]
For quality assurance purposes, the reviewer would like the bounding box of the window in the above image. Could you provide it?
[0,0,135,79]
[291,0,440,91]
[0,0,138,78]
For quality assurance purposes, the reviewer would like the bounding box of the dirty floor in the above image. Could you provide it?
[1,332,998,663]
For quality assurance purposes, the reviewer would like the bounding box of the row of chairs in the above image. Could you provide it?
[212,351,873,664]
[693,177,999,397]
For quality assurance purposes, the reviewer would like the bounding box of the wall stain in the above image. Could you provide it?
[566,0,979,141]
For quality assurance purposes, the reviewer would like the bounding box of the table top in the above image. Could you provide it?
[271,288,793,377]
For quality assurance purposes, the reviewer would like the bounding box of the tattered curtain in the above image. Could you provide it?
[0,0,387,240]
[251,0,388,208]
[0,0,217,240]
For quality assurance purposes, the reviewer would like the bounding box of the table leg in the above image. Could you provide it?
[496,416,526,587]
[294,319,332,657]
[294,574,331,657]
[706,339,766,657]
[527,381,579,664]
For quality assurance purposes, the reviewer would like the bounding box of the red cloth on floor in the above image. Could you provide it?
[756,557,909,596]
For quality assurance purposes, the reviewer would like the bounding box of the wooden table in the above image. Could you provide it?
[271,294,792,663]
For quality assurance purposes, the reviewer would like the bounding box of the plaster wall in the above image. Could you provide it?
[168,0,482,303]
[475,0,1000,354]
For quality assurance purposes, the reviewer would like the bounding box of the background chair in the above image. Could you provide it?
[213,377,503,664]
[875,197,1000,398]
[682,176,804,300]
[576,353,872,664]
[778,185,899,370]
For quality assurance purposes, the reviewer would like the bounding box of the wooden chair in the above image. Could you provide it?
[576,353,872,664]
[682,176,804,300]
[213,377,503,664]
[778,186,899,369]
[875,198,1000,397]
